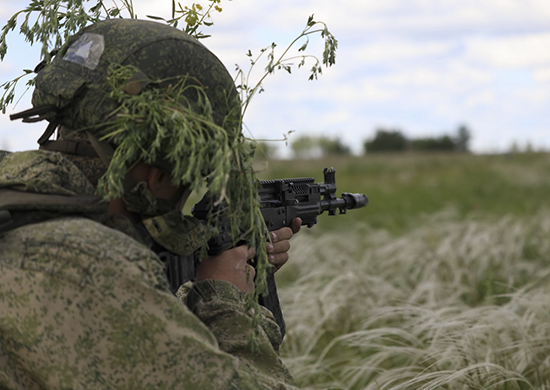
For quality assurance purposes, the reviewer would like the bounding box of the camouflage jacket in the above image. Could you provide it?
[0,150,297,389]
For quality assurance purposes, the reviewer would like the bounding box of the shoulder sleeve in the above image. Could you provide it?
[184,280,297,384]
[0,217,298,390]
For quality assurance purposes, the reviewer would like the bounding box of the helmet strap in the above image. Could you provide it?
[39,139,98,157]
[9,105,60,146]
[85,131,114,167]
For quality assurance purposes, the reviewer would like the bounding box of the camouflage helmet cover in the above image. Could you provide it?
[32,18,239,135]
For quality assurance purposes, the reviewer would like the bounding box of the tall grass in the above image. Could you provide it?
[277,209,550,389]
[255,152,550,234]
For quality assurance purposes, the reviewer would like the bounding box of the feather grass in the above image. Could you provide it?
[279,210,550,389]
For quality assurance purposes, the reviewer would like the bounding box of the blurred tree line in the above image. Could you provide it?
[364,125,471,154]
[255,125,472,159]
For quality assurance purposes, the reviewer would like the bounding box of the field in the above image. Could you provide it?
[255,152,550,389]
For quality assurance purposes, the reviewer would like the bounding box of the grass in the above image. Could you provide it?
[255,152,550,389]
[255,152,550,234]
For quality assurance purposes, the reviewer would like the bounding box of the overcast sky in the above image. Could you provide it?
[1,0,550,156]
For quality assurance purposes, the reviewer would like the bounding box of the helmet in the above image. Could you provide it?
[17,19,242,199]
[32,18,238,135]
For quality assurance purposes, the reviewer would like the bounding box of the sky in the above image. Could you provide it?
[1,0,550,157]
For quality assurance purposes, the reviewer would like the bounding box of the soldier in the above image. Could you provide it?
[0,19,301,389]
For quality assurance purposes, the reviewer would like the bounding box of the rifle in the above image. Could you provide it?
[191,167,368,338]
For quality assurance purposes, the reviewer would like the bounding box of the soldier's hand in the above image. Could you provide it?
[266,217,302,272]
[196,245,256,293]
[195,218,301,292]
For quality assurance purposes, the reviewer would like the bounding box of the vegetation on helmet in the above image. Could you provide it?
[101,62,267,259]
[236,14,338,118]
[101,64,234,198]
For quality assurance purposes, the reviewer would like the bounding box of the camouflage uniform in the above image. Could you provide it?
[0,150,297,389]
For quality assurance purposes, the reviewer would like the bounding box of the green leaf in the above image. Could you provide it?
[89,3,102,13]
[146,15,166,21]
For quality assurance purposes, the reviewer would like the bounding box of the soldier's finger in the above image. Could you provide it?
[269,227,293,243]
[290,217,302,234]
[268,252,289,271]
[266,239,290,254]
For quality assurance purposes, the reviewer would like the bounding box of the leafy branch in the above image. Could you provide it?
[1,1,108,63]
[235,14,338,119]
[147,0,230,39]
[0,69,35,114]
[0,0,118,113]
